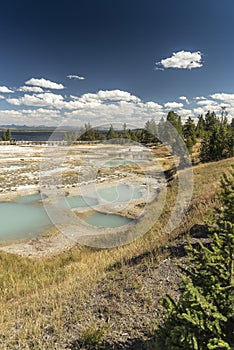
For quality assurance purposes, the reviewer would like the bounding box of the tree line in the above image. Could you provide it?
[67,110,234,163]
[0,128,11,141]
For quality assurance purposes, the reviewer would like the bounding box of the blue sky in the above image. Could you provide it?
[0,0,234,127]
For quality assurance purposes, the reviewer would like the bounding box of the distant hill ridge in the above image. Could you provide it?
[0,124,76,131]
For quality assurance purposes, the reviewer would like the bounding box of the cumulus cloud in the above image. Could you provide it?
[210,93,234,103]
[193,103,221,116]
[194,96,206,100]
[64,101,164,125]
[145,101,163,109]
[78,90,140,103]
[0,108,60,126]
[67,75,85,80]
[196,99,218,106]
[156,50,203,70]
[179,96,189,104]
[0,86,14,93]
[65,91,161,112]
[176,108,192,117]
[0,110,22,117]
[193,106,219,115]
[97,89,141,102]
[70,90,142,106]
[25,78,65,90]
[3,88,171,126]
[193,107,206,115]
[20,108,60,118]
[6,89,142,111]
[18,86,44,93]
[7,92,64,108]
[5,85,234,127]
[62,90,164,124]
[164,102,184,109]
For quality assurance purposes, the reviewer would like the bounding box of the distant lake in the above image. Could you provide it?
[11,131,66,141]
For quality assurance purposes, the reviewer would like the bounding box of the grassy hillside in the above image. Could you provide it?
[0,157,233,350]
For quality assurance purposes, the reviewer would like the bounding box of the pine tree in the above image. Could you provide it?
[196,115,205,138]
[231,118,234,129]
[167,111,183,137]
[184,117,196,145]
[85,123,96,141]
[204,111,220,131]
[227,123,234,158]
[199,111,233,163]
[208,124,227,161]
[184,117,197,154]
[1,129,6,141]
[79,122,96,141]
[6,128,11,141]
[160,165,234,350]
[144,118,158,143]
[200,133,212,162]
[1,129,11,141]
[158,117,165,140]
[186,136,194,155]
[107,124,117,140]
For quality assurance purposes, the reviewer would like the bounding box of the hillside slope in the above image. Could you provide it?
[0,157,233,350]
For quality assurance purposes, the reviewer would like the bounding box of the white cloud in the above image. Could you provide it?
[7,92,64,108]
[4,86,234,127]
[18,86,44,93]
[25,78,65,90]
[156,50,203,70]
[0,95,5,99]
[70,95,80,100]
[145,101,163,109]
[68,90,141,107]
[196,99,218,106]
[0,86,14,93]
[193,107,206,115]
[210,93,234,103]
[0,108,61,126]
[0,110,21,117]
[64,102,164,125]
[6,89,142,111]
[179,96,189,104]
[97,89,141,103]
[194,96,206,100]
[177,108,192,116]
[2,88,173,126]
[21,108,60,116]
[77,93,100,103]
[65,99,100,110]
[155,67,164,71]
[193,104,221,116]
[63,91,164,125]
[164,102,184,109]
[67,75,85,80]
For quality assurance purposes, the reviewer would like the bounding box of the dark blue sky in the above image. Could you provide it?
[0,0,234,126]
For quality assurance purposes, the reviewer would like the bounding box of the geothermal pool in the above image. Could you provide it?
[97,184,145,203]
[84,212,132,227]
[0,202,52,241]
[15,193,47,203]
[59,195,98,209]
[0,183,145,242]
